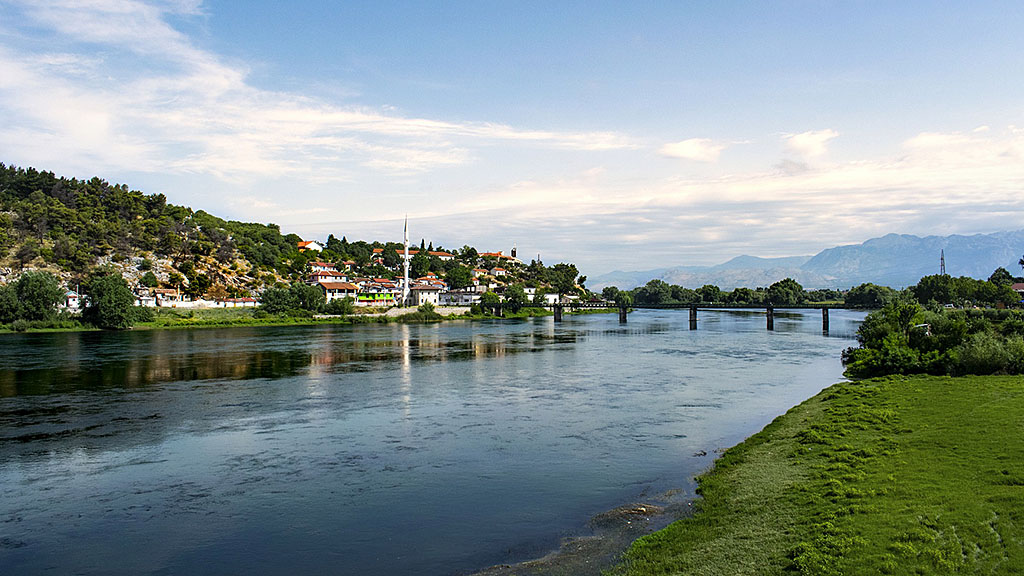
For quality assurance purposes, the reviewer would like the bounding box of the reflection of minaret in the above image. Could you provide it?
[403,216,410,306]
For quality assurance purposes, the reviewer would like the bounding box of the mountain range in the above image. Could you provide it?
[590,231,1024,291]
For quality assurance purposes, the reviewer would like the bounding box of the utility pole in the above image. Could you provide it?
[940,249,946,276]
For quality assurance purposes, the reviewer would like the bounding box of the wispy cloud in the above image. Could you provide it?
[783,129,838,158]
[0,0,635,181]
[659,138,727,162]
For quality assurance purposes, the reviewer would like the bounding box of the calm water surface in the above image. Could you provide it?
[0,309,863,575]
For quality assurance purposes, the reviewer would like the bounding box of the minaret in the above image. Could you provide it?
[511,242,517,259]
[403,216,410,306]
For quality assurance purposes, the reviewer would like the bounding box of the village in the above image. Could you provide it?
[106,239,583,312]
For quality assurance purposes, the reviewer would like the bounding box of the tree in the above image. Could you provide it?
[139,271,159,288]
[768,278,806,306]
[13,271,64,321]
[446,265,472,290]
[0,284,19,323]
[480,291,501,314]
[83,272,135,329]
[989,267,1014,287]
[549,263,580,296]
[382,248,401,269]
[845,283,896,309]
[911,275,956,305]
[505,284,529,312]
[635,279,671,305]
[325,296,354,315]
[697,284,722,303]
[289,282,326,312]
[601,286,621,302]
[410,253,430,277]
[259,285,295,314]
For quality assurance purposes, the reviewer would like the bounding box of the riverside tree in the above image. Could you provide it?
[83,272,136,330]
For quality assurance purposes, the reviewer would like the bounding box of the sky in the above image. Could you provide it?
[1,1,1023,276]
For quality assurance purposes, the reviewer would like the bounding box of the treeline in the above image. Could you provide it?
[603,277,840,307]
[0,270,148,331]
[843,302,1024,377]
[602,268,1020,310]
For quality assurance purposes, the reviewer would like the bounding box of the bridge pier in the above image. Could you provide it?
[618,305,627,323]
[553,304,563,322]
[689,305,698,330]
[822,308,829,334]
[766,306,774,331]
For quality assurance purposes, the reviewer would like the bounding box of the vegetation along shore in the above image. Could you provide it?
[605,300,1024,575]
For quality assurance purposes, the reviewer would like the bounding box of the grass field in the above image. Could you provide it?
[613,375,1024,575]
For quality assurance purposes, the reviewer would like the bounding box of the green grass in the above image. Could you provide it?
[613,375,1024,575]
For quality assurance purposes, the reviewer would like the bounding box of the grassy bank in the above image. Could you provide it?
[613,374,1024,575]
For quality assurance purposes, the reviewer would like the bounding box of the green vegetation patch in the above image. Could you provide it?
[613,375,1024,575]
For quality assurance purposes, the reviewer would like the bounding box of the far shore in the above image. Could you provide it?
[0,305,620,334]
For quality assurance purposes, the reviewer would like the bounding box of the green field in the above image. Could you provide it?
[613,375,1024,575]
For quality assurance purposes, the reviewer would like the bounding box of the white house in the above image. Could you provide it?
[440,290,480,306]
[319,281,359,302]
[490,267,507,277]
[410,284,442,307]
[298,240,324,252]
[309,261,337,273]
[61,290,81,312]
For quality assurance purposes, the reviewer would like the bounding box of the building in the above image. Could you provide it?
[410,284,442,307]
[297,240,324,252]
[309,261,337,273]
[440,290,480,306]
[318,281,359,302]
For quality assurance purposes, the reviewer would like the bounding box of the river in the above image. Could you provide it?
[0,309,863,575]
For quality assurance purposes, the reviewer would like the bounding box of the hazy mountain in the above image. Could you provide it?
[590,231,1024,291]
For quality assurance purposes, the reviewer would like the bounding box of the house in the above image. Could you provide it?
[398,249,455,261]
[297,240,324,252]
[341,260,357,271]
[219,297,257,308]
[490,267,507,277]
[472,268,488,278]
[152,288,189,306]
[1013,283,1024,297]
[410,284,442,307]
[440,290,480,306]
[318,281,359,302]
[309,270,349,285]
[309,261,337,273]
[61,290,81,312]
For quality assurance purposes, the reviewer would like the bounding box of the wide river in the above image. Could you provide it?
[0,309,863,575]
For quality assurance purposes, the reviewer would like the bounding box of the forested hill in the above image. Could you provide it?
[0,163,550,298]
[0,163,316,294]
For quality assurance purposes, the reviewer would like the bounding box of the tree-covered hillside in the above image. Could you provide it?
[0,163,588,303]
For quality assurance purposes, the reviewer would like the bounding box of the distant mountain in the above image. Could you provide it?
[590,231,1024,291]
[801,231,1024,288]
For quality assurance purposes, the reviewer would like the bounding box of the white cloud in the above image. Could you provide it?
[659,138,727,162]
[0,0,636,183]
[783,129,838,158]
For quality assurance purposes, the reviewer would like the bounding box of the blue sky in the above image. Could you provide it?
[1,1,1023,276]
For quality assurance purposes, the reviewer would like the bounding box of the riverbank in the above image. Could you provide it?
[0,305,622,333]
[607,374,1024,575]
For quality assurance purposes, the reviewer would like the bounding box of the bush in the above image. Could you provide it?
[132,306,155,323]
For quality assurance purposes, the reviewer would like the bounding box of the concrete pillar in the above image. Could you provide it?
[766,306,774,331]
[689,305,698,330]
[554,304,563,322]
[618,305,628,323]
[822,307,829,333]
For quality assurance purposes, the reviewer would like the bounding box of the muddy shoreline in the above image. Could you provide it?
[465,490,696,576]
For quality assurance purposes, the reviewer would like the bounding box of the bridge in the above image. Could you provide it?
[523,301,842,332]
